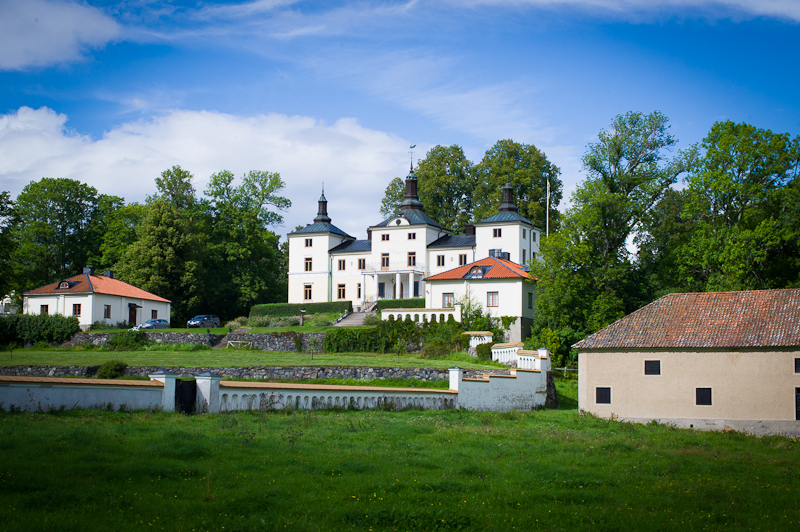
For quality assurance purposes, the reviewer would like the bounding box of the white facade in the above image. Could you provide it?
[288,174,541,315]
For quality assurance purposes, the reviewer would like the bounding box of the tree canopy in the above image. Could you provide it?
[379,141,562,233]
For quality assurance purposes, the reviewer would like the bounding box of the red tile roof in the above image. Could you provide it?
[573,289,800,350]
[424,257,533,281]
[24,274,170,303]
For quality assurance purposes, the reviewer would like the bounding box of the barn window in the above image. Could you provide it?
[696,388,712,406]
[596,387,611,404]
[644,360,661,375]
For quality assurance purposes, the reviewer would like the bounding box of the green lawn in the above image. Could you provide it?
[0,380,797,531]
[0,348,503,370]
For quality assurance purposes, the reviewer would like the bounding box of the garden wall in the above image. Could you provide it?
[68,331,326,351]
[0,365,508,381]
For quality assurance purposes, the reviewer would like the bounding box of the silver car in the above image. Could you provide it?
[138,318,170,329]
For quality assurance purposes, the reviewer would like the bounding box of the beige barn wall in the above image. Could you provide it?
[579,348,800,422]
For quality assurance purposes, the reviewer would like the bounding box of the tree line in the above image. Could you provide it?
[0,166,290,323]
[379,113,799,365]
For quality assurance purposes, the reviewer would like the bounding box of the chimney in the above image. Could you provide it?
[367,228,372,241]
[464,224,475,236]
[103,270,114,279]
[83,265,94,275]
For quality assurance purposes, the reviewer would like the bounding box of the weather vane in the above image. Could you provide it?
[409,144,416,170]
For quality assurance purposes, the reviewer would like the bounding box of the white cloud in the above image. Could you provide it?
[0,0,120,70]
[458,0,800,22]
[0,106,413,239]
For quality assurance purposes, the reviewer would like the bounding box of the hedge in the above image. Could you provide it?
[0,314,81,346]
[323,316,421,353]
[375,298,425,311]
[250,301,352,318]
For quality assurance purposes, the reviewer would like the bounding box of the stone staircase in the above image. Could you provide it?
[214,328,251,349]
[334,311,372,327]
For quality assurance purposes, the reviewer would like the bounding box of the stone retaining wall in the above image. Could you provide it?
[68,331,326,351]
[0,365,509,381]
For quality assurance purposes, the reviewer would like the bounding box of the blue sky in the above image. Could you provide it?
[1,0,798,239]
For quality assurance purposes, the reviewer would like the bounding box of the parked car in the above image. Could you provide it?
[186,314,221,328]
[138,318,170,329]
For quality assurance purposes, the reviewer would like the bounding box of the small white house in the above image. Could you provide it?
[23,267,171,330]
[423,256,537,342]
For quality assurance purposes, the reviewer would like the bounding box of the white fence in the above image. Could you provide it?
[1,356,552,413]
[381,304,462,324]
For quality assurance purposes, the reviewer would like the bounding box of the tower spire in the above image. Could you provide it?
[498,173,519,213]
[314,184,331,223]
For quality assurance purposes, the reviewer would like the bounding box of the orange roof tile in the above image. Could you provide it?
[23,273,170,303]
[424,257,533,282]
[573,289,800,350]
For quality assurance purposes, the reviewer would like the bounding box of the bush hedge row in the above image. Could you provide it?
[323,317,421,353]
[250,301,352,318]
[374,298,425,311]
[0,314,81,346]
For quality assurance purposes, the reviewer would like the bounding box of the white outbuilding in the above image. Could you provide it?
[23,267,171,330]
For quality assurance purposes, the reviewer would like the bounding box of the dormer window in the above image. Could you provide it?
[56,281,73,289]
[59,282,70,289]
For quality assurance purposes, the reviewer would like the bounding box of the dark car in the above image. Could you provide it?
[187,314,221,328]
[138,318,170,329]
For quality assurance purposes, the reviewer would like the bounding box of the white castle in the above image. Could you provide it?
[287,167,541,341]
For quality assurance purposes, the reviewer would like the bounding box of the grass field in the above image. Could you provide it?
[0,379,798,531]
[0,348,503,370]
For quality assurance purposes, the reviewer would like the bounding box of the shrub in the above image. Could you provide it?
[361,313,381,326]
[475,342,496,361]
[224,316,249,330]
[418,318,466,358]
[104,329,150,351]
[374,298,425,311]
[0,314,80,346]
[250,301,351,318]
[97,360,128,379]
[323,318,421,353]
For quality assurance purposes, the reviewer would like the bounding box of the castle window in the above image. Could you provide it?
[528,293,533,309]
[459,254,467,266]
[358,258,366,269]
[337,284,346,299]
[381,253,389,269]
[437,255,445,267]
[305,238,312,247]
[104,305,111,319]
[338,259,345,271]
[304,258,312,271]
[493,228,502,238]
[408,232,416,240]
[40,305,49,315]
[357,283,362,298]
[487,292,499,307]
[151,310,158,319]
[72,304,81,317]
[522,249,526,263]
[522,229,526,239]
[442,293,454,308]
[304,285,312,300]
[381,234,389,241]
[407,252,416,266]
[532,232,537,242]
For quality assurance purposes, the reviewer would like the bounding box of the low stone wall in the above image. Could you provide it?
[0,364,509,381]
[70,331,227,347]
[69,331,326,351]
